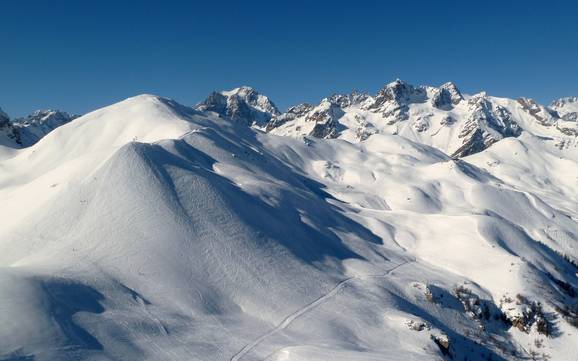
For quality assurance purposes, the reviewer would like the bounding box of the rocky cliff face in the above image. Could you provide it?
[0,108,78,148]
[550,96,578,121]
[195,86,280,127]
[367,79,427,124]
[431,82,464,110]
[451,95,521,157]
[13,110,77,146]
[249,80,578,158]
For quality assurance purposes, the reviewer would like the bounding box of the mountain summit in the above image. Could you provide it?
[195,86,280,126]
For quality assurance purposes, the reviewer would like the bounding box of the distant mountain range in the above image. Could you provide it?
[0,108,78,147]
[3,81,577,156]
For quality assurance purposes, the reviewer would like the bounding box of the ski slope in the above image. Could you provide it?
[1,90,578,361]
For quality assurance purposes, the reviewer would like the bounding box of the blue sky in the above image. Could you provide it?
[1,0,577,117]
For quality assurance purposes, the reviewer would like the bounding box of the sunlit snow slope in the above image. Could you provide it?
[1,89,578,361]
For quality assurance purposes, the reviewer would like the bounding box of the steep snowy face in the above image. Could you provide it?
[13,110,78,146]
[266,80,577,158]
[195,86,280,126]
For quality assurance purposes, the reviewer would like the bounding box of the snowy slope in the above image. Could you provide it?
[1,90,578,361]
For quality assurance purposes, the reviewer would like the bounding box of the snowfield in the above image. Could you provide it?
[1,83,578,361]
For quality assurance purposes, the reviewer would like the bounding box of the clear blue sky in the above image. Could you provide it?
[1,0,577,117]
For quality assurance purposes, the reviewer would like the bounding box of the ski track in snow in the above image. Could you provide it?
[230,260,413,361]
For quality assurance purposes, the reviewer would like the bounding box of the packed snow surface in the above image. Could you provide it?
[1,85,578,361]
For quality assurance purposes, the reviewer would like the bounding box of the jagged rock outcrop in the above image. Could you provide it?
[328,91,370,108]
[266,97,348,139]
[13,110,77,146]
[517,97,556,126]
[265,103,313,132]
[0,108,78,148]
[199,81,577,159]
[431,82,463,110]
[195,86,280,127]
[368,79,427,123]
[451,94,521,157]
[306,100,345,139]
[550,97,578,121]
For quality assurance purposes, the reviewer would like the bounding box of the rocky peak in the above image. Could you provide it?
[195,91,228,114]
[327,91,370,108]
[305,99,344,137]
[550,96,578,109]
[196,86,280,127]
[265,80,575,158]
[368,80,427,124]
[516,98,556,125]
[371,79,427,107]
[266,103,313,131]
[452,95,521,157]
[431,82,463,110]
[14,109,75,128]
[550,97,578,122]
[13,109,77,147]
[266,99,344,139]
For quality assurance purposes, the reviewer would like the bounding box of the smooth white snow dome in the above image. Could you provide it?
[1,83,578,361]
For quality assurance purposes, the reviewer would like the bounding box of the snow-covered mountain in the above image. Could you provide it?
[550,97,578,120]
[13,109,78,146]
[1,85,578,361]
[195,86,280,126]
[266,80,578,157]
[0,108,77,150]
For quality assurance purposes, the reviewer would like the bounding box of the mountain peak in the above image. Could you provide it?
[12,109,78,147]
[431,82,464,110]
[195,86,280,127]
[549,96,578,122]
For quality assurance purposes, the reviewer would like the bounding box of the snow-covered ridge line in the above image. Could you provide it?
[194,80,577,158]
[0,107,78,148]
[3,80,576,157]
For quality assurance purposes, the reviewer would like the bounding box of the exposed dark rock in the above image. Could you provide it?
[196,86,280,127]
[431,82,463,110]
[452,96,521,157]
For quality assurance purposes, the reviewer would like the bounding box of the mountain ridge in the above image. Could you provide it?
[1,90,578,360]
